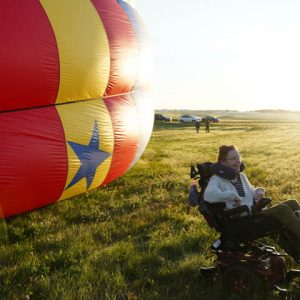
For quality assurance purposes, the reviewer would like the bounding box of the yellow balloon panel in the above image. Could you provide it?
[40,0,110,102]
[56,99,114,200]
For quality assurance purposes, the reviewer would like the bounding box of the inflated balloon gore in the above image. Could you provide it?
[0,0,153,217]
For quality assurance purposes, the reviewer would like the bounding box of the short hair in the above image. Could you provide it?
[217,145,238,162]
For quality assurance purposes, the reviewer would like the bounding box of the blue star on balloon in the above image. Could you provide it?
[66,121,111,190]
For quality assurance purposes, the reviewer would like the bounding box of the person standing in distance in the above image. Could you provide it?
[195,120,200,133]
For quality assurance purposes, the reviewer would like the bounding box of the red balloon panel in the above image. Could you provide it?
[91,0,138,96]
[0,1,59,111]
[0,108,67,217]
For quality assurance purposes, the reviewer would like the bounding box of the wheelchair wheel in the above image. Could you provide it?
[222,263,264,299]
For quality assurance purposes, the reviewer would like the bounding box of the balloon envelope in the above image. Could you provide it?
[0,0,153,217]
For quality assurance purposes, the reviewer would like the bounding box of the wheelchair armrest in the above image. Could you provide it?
[222,205,251,220]
[204,201,226,214]
[221,205,256,240]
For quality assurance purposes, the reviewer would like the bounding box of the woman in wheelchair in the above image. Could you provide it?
[203,144,300,261]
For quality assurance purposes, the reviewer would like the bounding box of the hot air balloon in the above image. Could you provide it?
[0,0,153,217]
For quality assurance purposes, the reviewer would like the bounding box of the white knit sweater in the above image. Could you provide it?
[204,173,262,210]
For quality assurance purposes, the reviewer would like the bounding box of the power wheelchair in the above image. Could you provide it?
[190,161,300,298]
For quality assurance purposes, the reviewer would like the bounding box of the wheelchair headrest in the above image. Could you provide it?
[196,162,214,179]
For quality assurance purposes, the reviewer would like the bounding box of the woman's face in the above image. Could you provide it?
[222,149,241,173]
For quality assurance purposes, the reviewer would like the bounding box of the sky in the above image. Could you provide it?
[134,0,300,111]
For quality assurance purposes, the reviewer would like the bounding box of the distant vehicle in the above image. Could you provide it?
[202,116,220,123]
[179,114,201,124]
[155,113,172,122]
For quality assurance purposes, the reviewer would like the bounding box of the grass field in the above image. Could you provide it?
[1,117,300,299]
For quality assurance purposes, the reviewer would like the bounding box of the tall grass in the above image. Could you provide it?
[1,119,300,299]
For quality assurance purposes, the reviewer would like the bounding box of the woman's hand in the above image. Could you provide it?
[254,188,265,202]
[233,196,241,206]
